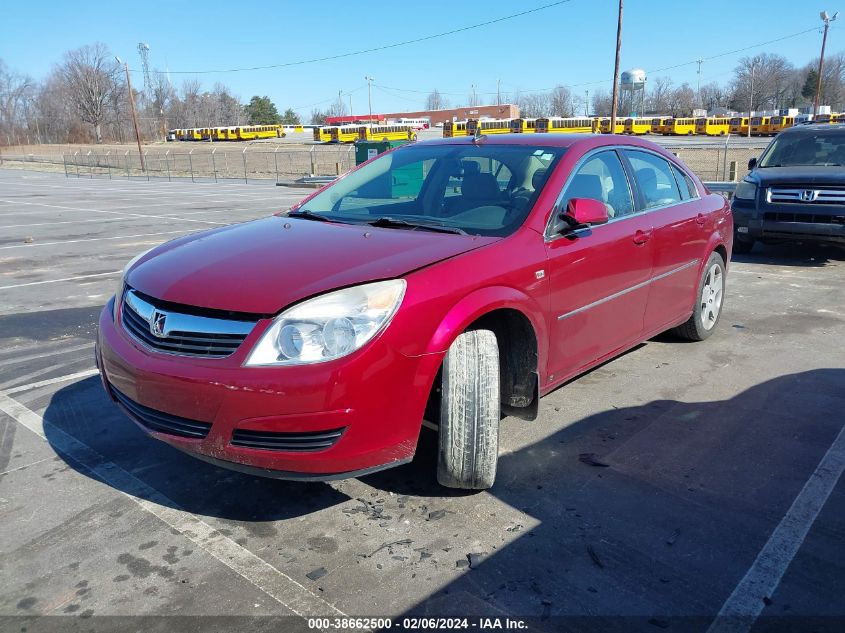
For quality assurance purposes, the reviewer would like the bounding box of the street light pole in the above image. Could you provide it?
[610,0,624,133]
[696,58,704,108]
[813,11,839,118]
[117,57,145,172]
[364,76,374,123]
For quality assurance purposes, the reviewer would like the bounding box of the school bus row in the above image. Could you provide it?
[441,114,843,138]
[167,124,305,141]
[312,124,419,143]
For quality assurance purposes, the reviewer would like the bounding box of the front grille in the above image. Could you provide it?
[121,290,255,359]
[768,187,845,204]
[231,427,345,452]
[764,212,845,224]
[111,386,212,439]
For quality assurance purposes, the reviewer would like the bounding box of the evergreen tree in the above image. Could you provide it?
[244,96,281,124]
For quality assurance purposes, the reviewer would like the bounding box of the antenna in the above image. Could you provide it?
[137,43,152,100]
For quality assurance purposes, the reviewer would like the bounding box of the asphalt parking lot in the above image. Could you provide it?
[1,168,843,632]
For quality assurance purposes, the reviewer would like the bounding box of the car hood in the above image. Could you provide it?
[127,216,499,314]
[750,166,845,187]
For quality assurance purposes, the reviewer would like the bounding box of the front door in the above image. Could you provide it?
[544,149,654,384]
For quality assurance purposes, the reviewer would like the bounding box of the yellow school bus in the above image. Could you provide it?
[650,117,671,134]
[330,125,362,143]
[443,121,469,137]
[357,124,417,142]
[314,126,333,142]
[624,117,652,135]
[729,117,749,135]
[236,125,284,140]
[509,118,537,133]
[750,116,772,136]
[466,119,512,135]
[769,116,795,133]
[665,118,697,135]
[536,117,595,133]
[814,113,841,124]
[696,117,731,136]
[598,118,625,134]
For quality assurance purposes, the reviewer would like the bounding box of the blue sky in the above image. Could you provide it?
[1,0,841,117]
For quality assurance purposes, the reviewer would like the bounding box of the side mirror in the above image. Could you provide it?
[561,198,609,232]
[748,157,757,170]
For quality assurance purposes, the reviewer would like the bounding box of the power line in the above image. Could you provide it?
[153,0,574,75]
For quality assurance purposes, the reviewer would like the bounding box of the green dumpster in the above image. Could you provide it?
[354,140,422,198]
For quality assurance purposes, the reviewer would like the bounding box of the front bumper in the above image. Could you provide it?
[731,199,845,244]
[96,301,443,478]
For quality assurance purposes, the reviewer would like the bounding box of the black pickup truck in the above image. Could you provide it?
[731,123,845,253]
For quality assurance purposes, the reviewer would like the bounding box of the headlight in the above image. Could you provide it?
[112,247,156,321]
[734,180,757,201]
[244,279,406,366]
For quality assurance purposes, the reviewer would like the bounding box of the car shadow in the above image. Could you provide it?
[388,369,845,628]
[732,242,845,267]
[43,377,349,521]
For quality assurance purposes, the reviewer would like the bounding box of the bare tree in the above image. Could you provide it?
[667,83,696,117]
[425,89,449,111]
[325,94,347,118]
[549,86,575,117]
[0,59,35,145]
[646,76,673,114]
[57,44,122,143]
[729,53,795,112]
[518,92,552,118]
[592,88,613,116]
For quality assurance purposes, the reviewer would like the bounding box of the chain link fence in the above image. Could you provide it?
[1,138,769,184]
[0,146,357,183]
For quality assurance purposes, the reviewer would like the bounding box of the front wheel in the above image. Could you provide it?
[672,252,726,341]
[732,235,755,254]
[437,329,500,490]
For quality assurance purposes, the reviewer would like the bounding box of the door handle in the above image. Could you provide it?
[696,213,706,225]
[633,229,652,245]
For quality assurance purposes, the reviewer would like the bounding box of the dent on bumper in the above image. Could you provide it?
[96,305,441,477]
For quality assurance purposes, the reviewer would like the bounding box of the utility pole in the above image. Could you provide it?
[364,76,374,123]
[117,57,145,172]
[696,58,704,107]
[747,59,755,138]
[610,0,624,133]
[585,90,589,116]
[814,11,839,118]
[497,79,501,106]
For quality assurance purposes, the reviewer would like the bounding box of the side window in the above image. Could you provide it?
[624,150,682,209]
[557,151,634,225]
[671,164,699,200]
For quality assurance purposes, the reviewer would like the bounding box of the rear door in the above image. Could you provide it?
[621,149,707,333]
[544,149,654,383]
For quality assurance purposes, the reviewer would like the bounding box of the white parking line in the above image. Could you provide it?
[0,217,138,229]
[0,271,121,290]
[0,366,98,392]
[707,422,845,633]
[0,343,93,368]
[0,231,187,251]
[0,198,226,226]
[0,389,345,620]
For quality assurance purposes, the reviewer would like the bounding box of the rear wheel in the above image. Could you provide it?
[672,252,726,341]
[437,330,500,490]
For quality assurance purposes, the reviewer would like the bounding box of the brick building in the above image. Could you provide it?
[382,104,519,125]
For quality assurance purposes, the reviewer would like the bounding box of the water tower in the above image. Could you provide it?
[620,68,647,117]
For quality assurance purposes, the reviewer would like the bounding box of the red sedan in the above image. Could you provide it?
[96,134,732,489]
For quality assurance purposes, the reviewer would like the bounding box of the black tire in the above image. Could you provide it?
[672,252,726,341]
[732,236,755,254]
[437,329,500,490]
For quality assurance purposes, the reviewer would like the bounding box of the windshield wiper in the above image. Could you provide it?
[366,217,467,235]
[287,209,332,222]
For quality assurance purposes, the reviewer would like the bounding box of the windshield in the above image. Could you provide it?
[759,131,845,167]
[292,144,565,237]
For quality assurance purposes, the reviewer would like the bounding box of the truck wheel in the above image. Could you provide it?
[672,252,726,341]
[437,329,500,490]
[732,235,755,254]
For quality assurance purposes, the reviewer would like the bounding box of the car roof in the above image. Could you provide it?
[783,123,845,134]
[413,133,661,151]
